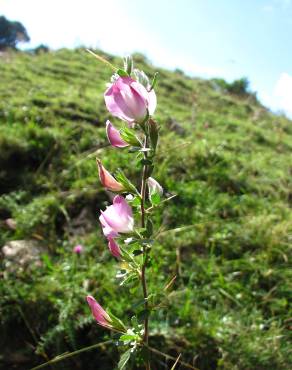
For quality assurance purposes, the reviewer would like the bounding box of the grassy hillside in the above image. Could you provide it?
[0,49,291,370]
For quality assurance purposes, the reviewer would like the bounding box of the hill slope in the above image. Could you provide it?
[0,49,291,370]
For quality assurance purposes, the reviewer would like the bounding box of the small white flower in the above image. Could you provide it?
[126,194,134,201]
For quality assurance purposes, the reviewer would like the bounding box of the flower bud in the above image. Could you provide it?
[97,159,125,192]
[147,177,163,196]
[106,120,129,148]
[86,296,112,327]
[107,238,121,258]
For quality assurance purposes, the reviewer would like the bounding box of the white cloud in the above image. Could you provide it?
[274,73,292,116]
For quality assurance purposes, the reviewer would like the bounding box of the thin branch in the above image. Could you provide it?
[146,345,199,370]
[146,194,177,212]
[30,340,113,370]
[86,49,117,71]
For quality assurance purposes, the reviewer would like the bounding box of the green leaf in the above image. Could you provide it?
[115,169,138,194]
[130,196,141,207]
[150,193,161,206]
[123,56,133,75]
[117,69,129,77]
[107,311,127,332]
[120,126,141,146]
[148,119,159,151]
[118,349,132,370]
[132,249,143,256]
[41,253,53,271]
[137,309,150,321]
[128,146,143,153]
[140,159,153,166]
[131,298,147,309]
[131,316,141,331]
[145,219,153,237]
[133,69,150,89]
[120,334,137,342]
[150,72,159,90]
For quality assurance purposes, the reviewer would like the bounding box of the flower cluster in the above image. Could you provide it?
[86,55,163,368]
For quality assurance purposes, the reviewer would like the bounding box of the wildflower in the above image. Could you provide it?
[73,244,83,254]
[99,195,134,238]
[107,237,121,258]
[86,296,112,327]
[106,120,129,148]
[97,159,125,192]
[147,177,163,196]
[104,77,156,124]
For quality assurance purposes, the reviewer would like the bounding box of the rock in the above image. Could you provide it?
[4,218,17,230]
[2,240,45,273]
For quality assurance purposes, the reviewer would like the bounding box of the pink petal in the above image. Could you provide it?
[99,214,119,238]
[147,88,157,115]
[73,245,83,254]
[86,295,111,326]
[147,177,163,195]
[108,238,121,258]
[104,77,148,123]
[101,196,134,234]
[97,159,125,191]
[106,120,128,148]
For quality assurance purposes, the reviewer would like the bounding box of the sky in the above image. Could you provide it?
[1,0,292,117]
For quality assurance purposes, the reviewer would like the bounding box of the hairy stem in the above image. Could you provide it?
[140,133,150,370]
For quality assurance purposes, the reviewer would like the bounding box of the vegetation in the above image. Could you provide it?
[0,49,291,370]
[0,16,30,50]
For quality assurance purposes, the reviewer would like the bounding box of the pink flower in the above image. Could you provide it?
[106,120,129,148]
[73,244,83,254]
[108,237,121,258]
[86,296,112,327]
[97,159,125,192]
[99,195,134,238]
[104,77,157,124]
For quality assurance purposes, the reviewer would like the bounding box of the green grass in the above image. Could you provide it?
[0,49,291,370]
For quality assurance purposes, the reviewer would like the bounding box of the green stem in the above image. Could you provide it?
[30,340,113,370]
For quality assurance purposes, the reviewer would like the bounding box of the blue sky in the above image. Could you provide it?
[1,0,292,117]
